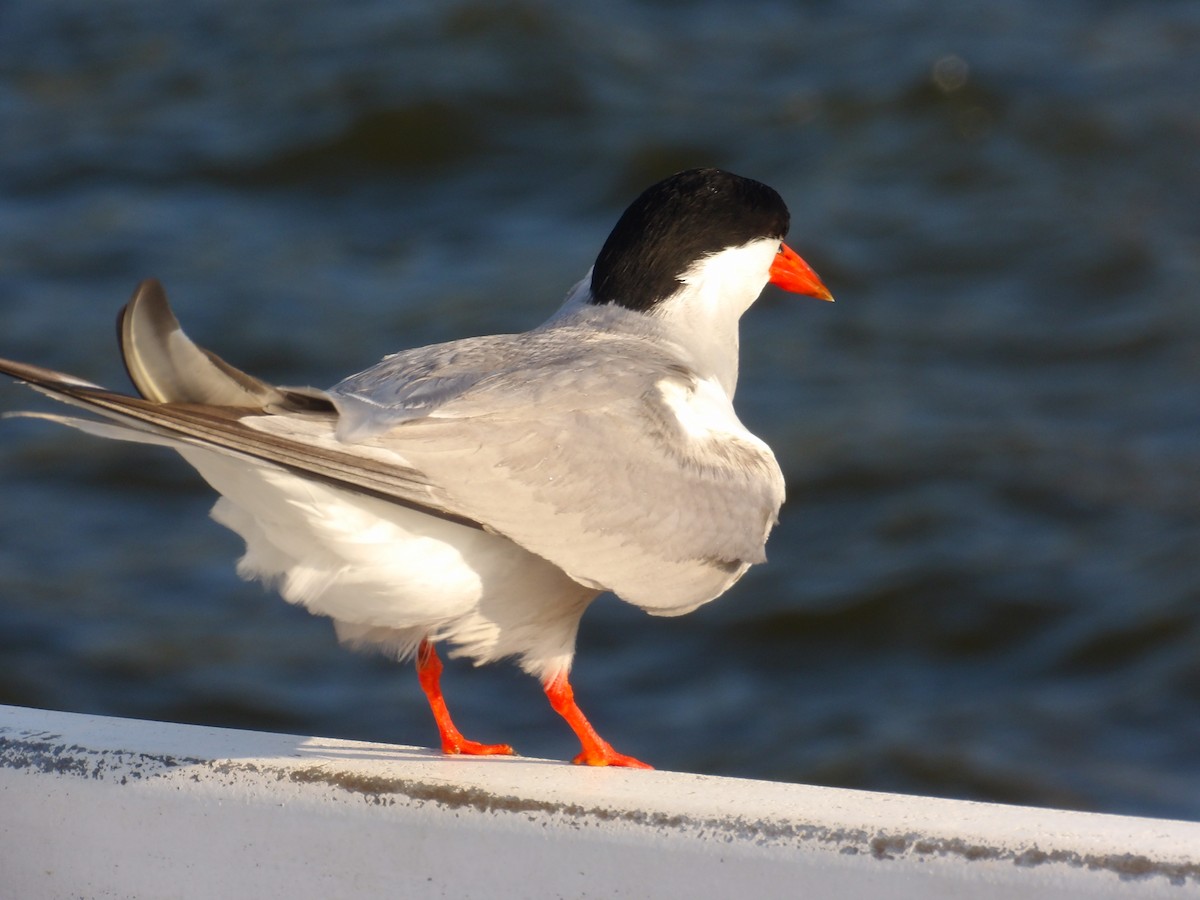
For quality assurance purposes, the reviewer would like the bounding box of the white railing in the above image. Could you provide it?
[1,704,1196,898]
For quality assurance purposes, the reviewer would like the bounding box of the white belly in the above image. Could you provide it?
[177,447,597,681]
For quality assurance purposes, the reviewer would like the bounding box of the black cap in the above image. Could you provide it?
[590,168,791,312]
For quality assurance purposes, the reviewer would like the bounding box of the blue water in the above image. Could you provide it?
[1,1,1198,820]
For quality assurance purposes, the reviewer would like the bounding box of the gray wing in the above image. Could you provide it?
[0,355,481,531]
[3,281,476,529]
[5,285,783,615]
[334,327,785,614]
[330,333,537,439]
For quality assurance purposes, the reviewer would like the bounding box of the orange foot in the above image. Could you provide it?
[544,672,653,769]
[417,640,516,758]
[571,744,653,769]
[441,735,515,757]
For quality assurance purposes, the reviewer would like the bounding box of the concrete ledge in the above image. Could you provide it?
[1,705,1197,898]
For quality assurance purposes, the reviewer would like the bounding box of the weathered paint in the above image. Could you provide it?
[1,705,1197,898]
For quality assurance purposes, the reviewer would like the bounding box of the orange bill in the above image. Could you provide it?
[769,242,834,301]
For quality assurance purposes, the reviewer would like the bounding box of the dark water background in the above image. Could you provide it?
[1,1,1198,821]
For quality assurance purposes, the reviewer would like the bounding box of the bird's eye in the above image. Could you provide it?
[776,244,784,254]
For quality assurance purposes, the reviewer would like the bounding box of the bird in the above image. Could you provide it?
[0,167,832,768]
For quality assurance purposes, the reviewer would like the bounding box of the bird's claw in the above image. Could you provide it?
[443,739,516,756]
[571,746,653,769]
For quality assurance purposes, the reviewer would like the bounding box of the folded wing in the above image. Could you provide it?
[2,282,784,614]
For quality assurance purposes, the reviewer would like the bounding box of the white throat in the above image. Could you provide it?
[647,238,777,397]
[548,238,777,399]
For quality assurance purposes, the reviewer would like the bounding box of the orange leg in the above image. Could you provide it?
[416,640,514,756]
[543,671,652,769]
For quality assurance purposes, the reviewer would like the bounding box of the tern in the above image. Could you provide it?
[0,168,832,768]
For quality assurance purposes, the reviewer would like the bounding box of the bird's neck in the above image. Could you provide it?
[651,289,743,397]
[648,244,779,397]
[550,262,763,398]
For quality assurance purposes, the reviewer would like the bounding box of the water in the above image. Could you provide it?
[1,0,1198,820]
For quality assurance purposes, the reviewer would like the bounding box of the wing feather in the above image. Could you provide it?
[3,298,784,615]
[0,356,481,531]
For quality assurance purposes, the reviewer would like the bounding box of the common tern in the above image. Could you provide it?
[0,168,832,768]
